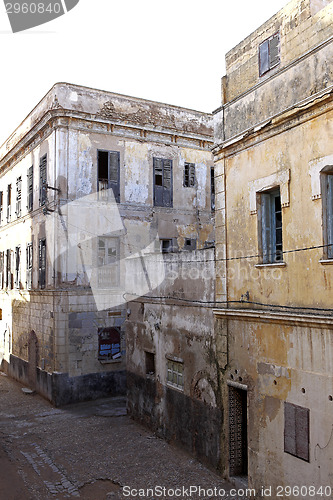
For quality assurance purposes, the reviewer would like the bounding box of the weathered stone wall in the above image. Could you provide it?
[224,0,333,104]
[126,249,221,469]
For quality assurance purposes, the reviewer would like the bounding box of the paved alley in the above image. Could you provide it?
[0,373,252,500]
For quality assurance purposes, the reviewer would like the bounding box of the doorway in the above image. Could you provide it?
[229,385,248,477]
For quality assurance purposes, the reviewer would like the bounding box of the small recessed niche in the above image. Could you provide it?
[238,377,243,382]
[273,380,277,385]
[329,395,333,401]
[230,374,234,380]
[235,369,238,374]
[301,388,306,394]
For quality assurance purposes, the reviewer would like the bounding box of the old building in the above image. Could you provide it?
[213,0,333,491]
[0,82,214,408]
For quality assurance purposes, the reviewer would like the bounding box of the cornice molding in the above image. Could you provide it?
[213,307,333,329]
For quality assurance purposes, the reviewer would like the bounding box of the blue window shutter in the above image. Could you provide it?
[261,193,272,263]
[259,40,269,76]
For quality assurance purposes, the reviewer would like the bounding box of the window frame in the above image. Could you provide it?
[98,327,121,361]
[153,157,173,207]
[39,154,47,207]
[16,176,22,218]
[97,236,120,288]
[183,162,196,188]
[14,245,21,289]
[322,172,333,259]
[38,238,46,289]
[7,184,11,222]
[259,32,280,77]
[26,242,33,289]
[97,150,120,203]
[259,188,283,264]
[166,359,184,390]
[27,165,33,212]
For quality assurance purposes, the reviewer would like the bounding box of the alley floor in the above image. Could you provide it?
[0,373,252,500]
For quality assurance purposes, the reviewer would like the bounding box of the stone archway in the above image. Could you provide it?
[28,331,38,390]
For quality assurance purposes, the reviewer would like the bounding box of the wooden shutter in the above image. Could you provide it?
[39,155,47,206]
[26,243,33,289]
[261,192,272,263]
[109,151,120,203]
[154,158,164,206]
[163,160,172,207]
[7,184,11,221]
[16,177,22,217]
[269,34,280,68]
[259,39,269,76]
[327,175,333,259]
[39,239,46,289]
[0,252,4,289]
[27,166,33,212]
[0,191,3,225]
[284,402,309,462]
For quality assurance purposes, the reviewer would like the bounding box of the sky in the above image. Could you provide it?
[0,0,289,146]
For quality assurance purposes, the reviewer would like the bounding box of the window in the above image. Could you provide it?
[26,243,33,289]
[27,166,33,212]
[0,191,3,225]
[183,238,197,251]
[0,252,4,289]
[284,402,309,462]
[6,249,12,289]
[184,162,195,188]
[161,239,173,254]
[16,176,22,218]
[153,158,173,207]
[7,184,11,222]
[260,188,283,263]
[14,246,21,289]
[97,150,120,202]
[259,33,280,76]
[229,386,248,477]
[211,167,215,212]
[39,154,47,206]
[145,351,155,376]
[97,237,119,287]
[167,359,184,390]
[323,173,333,259]
[98,327,121,361]
[38,239,46,289]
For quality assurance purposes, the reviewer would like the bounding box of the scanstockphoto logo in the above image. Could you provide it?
[4,0,80,32]
[44,188,166,311]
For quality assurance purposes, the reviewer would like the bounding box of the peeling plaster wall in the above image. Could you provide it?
[0,83,214,407]
[126,249,221,469]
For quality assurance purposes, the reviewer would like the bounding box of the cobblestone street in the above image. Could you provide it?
[0,373,252,500]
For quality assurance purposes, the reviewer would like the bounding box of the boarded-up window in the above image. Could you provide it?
[39,154,47,206]
[16,176,22,218]
[259,33,280,76]
[38,239,46,289]
[261,188,283,263]
[26,243,33,289]
[284,402,310,462]
[97,150,120,202]
[98,327,121,360]
[153,158,173,207]
[27,166,33,212]
[184,163,195,187]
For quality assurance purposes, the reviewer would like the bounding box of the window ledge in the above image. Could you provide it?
[99,359,122,365]
[255,262,287,268]
[319,259,333,265]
